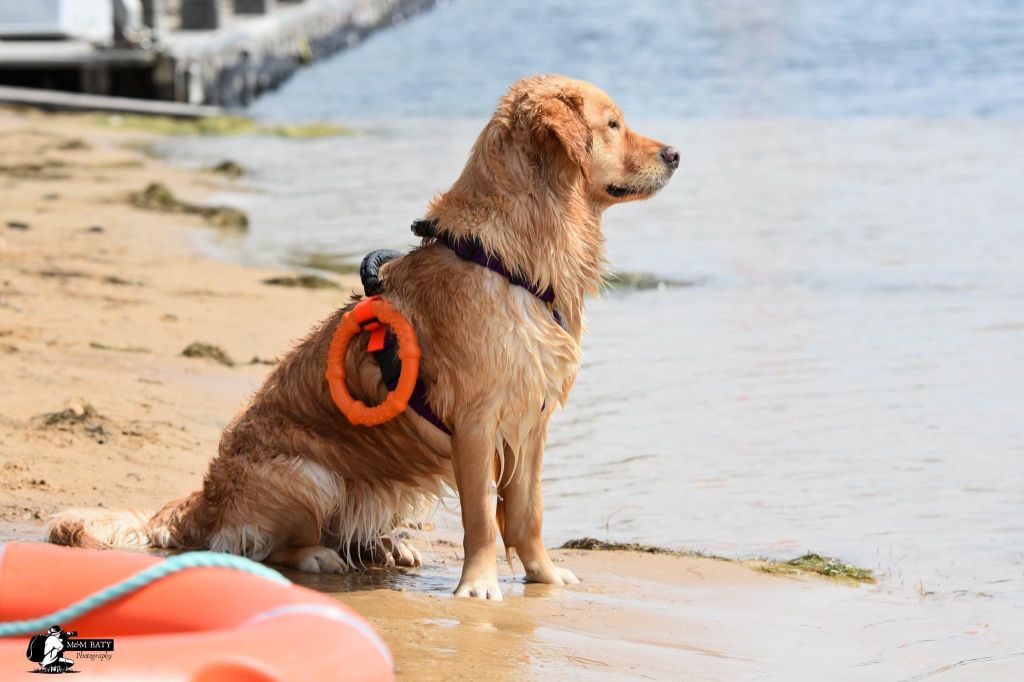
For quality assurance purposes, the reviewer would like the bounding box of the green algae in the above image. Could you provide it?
[129,182,248,230]
[89,341,149,353]
[560,537,875,584]
[209,160,245,178]
[754,553,875,583]
[94,114,353,138]
[262,274,340,289]
[285,252,363,276]
[561,536,729,557]
[603,271,702,291]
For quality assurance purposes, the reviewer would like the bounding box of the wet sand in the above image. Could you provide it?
[0,109,1018,680]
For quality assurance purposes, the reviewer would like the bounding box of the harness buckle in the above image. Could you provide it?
[350,295,388,351]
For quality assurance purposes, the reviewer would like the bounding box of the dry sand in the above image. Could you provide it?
[0,109,1006,680]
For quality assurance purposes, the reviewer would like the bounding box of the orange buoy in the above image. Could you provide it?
[0,542,393,681]
[325,296,422,427]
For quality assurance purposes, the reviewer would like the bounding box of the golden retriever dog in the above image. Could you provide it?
[48,75,678,600]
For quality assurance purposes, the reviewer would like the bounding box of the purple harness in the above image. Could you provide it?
[411,219,565,329]
[367,220,564,435]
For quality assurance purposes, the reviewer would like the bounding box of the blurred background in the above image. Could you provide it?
[3,0,1023,626]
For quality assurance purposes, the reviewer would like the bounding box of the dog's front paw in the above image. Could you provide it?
[454,576,503,600]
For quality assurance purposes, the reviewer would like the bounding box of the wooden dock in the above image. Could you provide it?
[0,0,437,107]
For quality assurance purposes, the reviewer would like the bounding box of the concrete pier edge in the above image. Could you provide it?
[0,0,439,108]
[163,0,439,106]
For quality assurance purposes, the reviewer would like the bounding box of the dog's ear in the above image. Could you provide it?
[536,90,591,177]
[540,89,589,175]
[505,79,592,178]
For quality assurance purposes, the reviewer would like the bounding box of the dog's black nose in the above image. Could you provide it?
[661,146,680,169]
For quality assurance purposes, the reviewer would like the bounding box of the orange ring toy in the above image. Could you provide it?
[325,295,421,427]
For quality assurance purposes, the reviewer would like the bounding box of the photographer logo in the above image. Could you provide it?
[24,625,114,674]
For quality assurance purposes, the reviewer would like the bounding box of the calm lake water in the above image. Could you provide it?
[162,0,1024,648]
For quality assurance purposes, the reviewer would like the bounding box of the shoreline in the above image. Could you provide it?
[0,107,1013,679]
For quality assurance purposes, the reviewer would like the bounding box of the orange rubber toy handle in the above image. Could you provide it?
[325,296,421,427]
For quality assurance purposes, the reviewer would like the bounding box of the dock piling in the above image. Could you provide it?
[180,0,232,30]
[234,0,276,14]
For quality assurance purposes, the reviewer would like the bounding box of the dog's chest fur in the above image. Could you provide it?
[476,273,580,452]
[385,245,585,458]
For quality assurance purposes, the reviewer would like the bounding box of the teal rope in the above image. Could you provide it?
[0,550,290,637]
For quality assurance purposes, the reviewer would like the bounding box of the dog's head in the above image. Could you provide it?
[496,75,678,210]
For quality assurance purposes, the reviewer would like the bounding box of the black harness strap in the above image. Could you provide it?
[357,249,451,435]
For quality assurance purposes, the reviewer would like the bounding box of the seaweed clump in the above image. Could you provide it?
[209,160,245,178]
[130,182,248,230]
[0,159,70,180]
[262,274,339,289]
[181,342,235,367]
[756,553,875,583]
[32,399,109,444]
[561,537,679,555]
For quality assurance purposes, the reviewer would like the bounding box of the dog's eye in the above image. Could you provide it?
[608,119,619,129]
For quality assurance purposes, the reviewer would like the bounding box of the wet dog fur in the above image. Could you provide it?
[48,75,677,599]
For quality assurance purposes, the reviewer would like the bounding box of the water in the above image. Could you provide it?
[162,0,1024,638]
[250,0,1024,120]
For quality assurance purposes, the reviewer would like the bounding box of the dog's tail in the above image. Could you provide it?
[47,492,208,551]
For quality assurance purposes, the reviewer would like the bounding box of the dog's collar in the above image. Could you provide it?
[411,219,565,328]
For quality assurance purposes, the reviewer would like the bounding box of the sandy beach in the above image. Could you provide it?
[0,108,1017,680]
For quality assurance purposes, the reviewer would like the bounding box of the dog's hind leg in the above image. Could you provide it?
[267,545,348,573]
[349,534,423,568]
[204,453,351,573]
